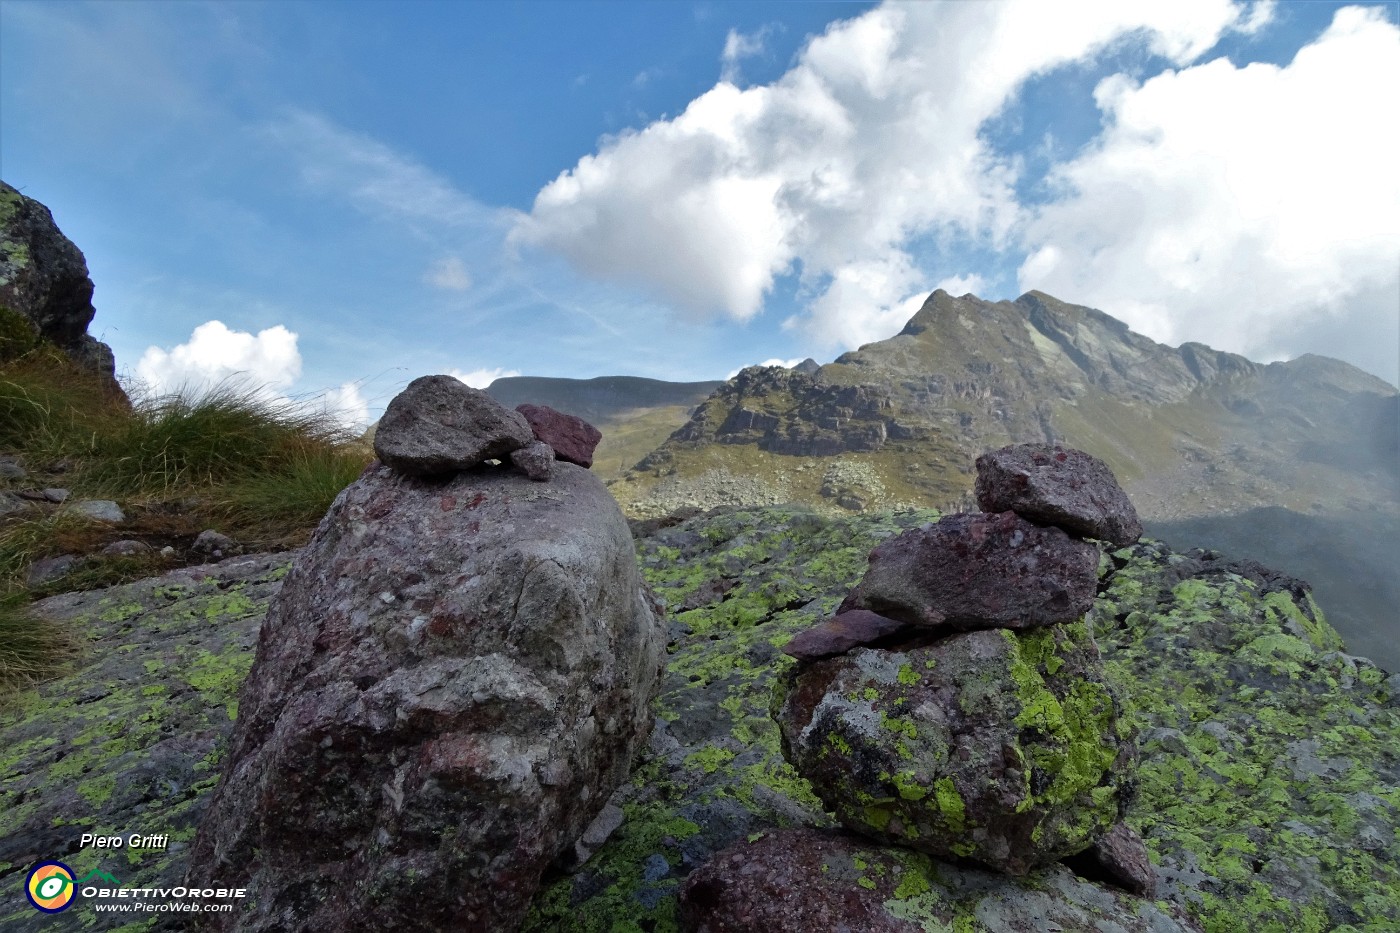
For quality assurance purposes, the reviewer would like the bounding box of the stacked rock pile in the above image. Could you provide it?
[372,373,603,480]
[769,444,1155,894]
[188,375,663,932]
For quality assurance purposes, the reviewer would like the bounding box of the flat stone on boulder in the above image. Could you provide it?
[517,403,603,468]
[373,374,533,476]
[842,511,1099,631]
[187,460,666,932]
[510,439,555,481]
[772,621,1135,876]
[975,444,1142,546]
[782,609,912,662]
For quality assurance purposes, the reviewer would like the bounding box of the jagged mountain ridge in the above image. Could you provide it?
[606,289,1398,669]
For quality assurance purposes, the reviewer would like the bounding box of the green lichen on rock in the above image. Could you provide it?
[0,554,288,932]
[531,509,1397,931]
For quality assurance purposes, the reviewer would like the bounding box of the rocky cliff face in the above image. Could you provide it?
[608,289,1399,670]
[0,181,121,387]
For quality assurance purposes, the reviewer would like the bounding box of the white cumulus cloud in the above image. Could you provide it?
[721,25,773,84]
[313,382,371,431]
[449,367,521,389]
[1019,6,1400,381]
[512,0,1274,352]
[135,320,302,395]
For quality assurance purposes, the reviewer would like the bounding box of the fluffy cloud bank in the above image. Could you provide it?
[514,1,1398,381]
[1019,6,1400,378]
[135,321,370,429]
[512,0,1273,349]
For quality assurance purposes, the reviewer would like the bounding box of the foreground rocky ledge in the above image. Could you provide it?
[1,507,1397,931]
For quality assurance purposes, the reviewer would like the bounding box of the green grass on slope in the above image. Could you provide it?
[0,333,369,700]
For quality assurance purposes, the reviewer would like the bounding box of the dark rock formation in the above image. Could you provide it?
[773,621,1134,875]
[372,374,532,476]
[843,511,1099,631]
[0,181,119,383]
[187,460,666,931]
[1069,822,1157,897]
[516,402,602,468]
[677,828,1195,933]
[782,609,912,662]
[677,829,925,933]
[976,443,1142,546]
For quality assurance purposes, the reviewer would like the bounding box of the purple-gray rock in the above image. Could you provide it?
[678,827,1193,933]
[842,511,1099,631]
[27,554,79,588]
[192,529,239,559]
[1076,822,1157,897]
[0,180,120,384]
[100,539,152,558]
[975,444,1142,546]
[772,620,1135,876]
[41,488,68,503]
[510,439,555,481]
[516,403,603,468]
[187,460,666,932]
[374,374,533,476]
[782,609,912,662]
[65,499,124,523]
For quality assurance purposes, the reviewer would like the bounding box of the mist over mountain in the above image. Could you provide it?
[603,289,1398,669]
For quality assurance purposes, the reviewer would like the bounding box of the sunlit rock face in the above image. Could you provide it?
[187,459,666,932]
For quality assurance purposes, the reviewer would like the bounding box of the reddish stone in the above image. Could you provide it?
[517,403,603,468]
[1079,822,1157,897]
[845,511,1099,631]
[782,610,912,661]
[678,829,925,933]
[975,444,1142,546]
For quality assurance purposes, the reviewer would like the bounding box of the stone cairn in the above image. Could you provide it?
[188,375,663,932]
[766,444,1155,895]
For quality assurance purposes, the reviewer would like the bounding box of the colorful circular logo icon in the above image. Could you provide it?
[26,861,76,913]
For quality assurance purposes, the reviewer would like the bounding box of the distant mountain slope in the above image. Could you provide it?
[485,375,722,479]
[607,289,1399,669]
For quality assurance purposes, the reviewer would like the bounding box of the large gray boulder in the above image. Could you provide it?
[842,511,1100,631]
[187,460,667,931]
[975,444,1143,546]
[0,180,119,383]
[773,620,1135,876]
[373,374,533,476]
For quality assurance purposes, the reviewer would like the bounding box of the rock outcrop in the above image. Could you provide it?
[372,374,534,475]
[975,444,1143,546]
[774,445,1143,879]
[0,180,119,384]
[188,382,666,931]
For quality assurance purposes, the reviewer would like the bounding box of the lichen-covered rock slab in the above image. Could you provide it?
[187,461,666,931]
[975,444,1143,546]
[372,373,532,476]
[678,828,1199,933]
[843,512,1099,630]
[773,621,1135,875]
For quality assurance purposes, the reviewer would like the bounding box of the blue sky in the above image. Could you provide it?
[2,0,1396,426]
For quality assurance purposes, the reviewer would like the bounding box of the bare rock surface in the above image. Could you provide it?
[517,402,604,468]
[976,444,1143,546]
[677,828,1198,933]
[187,460,666,932]
[1073,822,1157,898]
[511,439,555,481]
[773,622,1134,876]
[373,374,532,476]
[843,511,1099,631]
